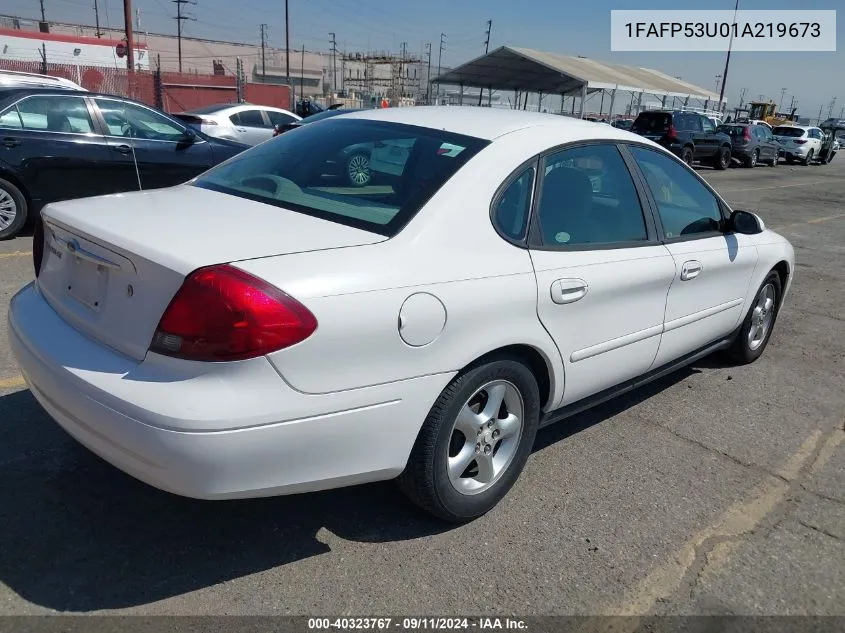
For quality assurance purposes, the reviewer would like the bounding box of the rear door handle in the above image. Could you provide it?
[680,260,702,281]
[551,278,588,304]
[112,144,132,154]
[2,137,21,148]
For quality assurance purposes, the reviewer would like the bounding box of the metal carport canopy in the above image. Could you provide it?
[433,46,722,101]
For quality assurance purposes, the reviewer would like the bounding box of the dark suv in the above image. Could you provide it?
[631,111,732,170]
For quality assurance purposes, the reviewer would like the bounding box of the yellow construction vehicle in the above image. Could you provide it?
[734,101,799,126]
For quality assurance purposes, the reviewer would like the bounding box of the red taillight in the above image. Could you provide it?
[743,127,752,141]
[794,139,807,145]
[32,217,44,278]
[666,124,678,140]
[150,264,317,362]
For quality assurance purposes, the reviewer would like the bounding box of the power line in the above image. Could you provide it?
[173,0,197,73]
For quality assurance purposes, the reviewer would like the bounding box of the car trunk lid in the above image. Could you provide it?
[37,185,386,361]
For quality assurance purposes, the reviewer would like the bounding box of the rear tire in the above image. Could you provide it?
[680,147,694,166]
[803,149,814,166]
[727,271,782,365]
[745,149,759,168]
[0,177,28,241]
[397,356,541,522]
[713,147,730,170]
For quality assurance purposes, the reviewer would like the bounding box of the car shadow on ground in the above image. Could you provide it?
[0,364,700,612]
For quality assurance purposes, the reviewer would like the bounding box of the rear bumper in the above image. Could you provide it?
[9,282,450,499]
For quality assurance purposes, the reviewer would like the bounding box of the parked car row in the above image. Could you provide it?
[627,109,839,170]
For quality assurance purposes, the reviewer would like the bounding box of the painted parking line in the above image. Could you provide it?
[0,250,32,259]
[772,212,845,232]
[601,427,838,624]
[719,180,829,194]
[0,375,26,390]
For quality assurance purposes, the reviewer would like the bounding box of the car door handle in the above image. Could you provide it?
[680,260,702,281]
[2,137,21,148]
[551,278,588,305]
[112,144,132,154]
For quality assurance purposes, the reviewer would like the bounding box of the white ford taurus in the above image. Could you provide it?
[8,107,795,522]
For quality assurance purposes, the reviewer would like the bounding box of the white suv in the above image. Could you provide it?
[772,125,823,165]
[0,70,85,91]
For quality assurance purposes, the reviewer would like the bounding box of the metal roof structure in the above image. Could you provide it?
[434,46,723,102]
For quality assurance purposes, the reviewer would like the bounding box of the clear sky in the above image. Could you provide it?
[4,0,844,118]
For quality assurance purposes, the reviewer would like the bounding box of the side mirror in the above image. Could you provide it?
[730,210,765,235]
[180,127,198,144]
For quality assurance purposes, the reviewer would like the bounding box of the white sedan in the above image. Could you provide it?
[173,103,301,146]
[8,107,795,522]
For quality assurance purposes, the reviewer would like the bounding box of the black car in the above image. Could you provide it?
[717,123,781,168]
[0,87,249,239]
[273,107,365,135]
[631,110,732,170]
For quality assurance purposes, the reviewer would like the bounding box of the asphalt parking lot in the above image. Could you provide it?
[0,159,843,617]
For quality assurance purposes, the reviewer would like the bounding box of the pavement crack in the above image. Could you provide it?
[797,519,843,542]
[799,485,845,506]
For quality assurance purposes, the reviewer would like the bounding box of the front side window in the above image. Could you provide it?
[95,99,185,141]
[630,146,723,239]
[267,110,296,126]
[493,166,535,241]
[535,144,648,247]
[13,95,94,133]
[194,119,488,236]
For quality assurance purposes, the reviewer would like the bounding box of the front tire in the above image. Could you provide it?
[680,146,693,167]
[728,271,782,365]
[0,177,28,241]
[713,147,730,170]
[398,357,541,522]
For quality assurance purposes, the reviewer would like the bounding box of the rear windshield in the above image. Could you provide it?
[718,125,747,138]
[632,112,670,134]
[184,103,233,115]
[193,119,489,236]
[773,126,805,137]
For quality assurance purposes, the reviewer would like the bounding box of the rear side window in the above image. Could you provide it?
[535,144,648,246]
[0,106,23,129]
[267,110,296,126]
[630,146,722,239]
[236,109,267,127]
[15,95,94,133]
[194,119,489,237]
[675,114,702,132]
[494,167,535,241]
[631,113,670,134]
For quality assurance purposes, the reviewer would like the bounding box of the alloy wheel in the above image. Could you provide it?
[347,154,371,186]
[748,283,775,351]
[0,189,17,231]
[446,380,524,495]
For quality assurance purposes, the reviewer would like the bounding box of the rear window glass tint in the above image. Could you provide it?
[194,119,489,237]
[773,127,805,137]
[632,113,670,134]
[719,125,747,138]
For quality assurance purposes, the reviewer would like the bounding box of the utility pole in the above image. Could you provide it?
[778,87,786,113]
[285,0,290,86]
[435,33,445,104]
[40,0,46,22]
[173,0,196,73]
[478,19,491,106]
[718,0,739,112]
[300,44,305,102]
[817,104,823,124]
[123,0,135,71]
[260,24,267,82]
[93,0,103,37]
[329,32,338,95]
[399,41,407,99]
[425,42,432,104]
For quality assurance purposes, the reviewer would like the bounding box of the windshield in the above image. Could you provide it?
[631,112,670,134]
[773,127,805,137]
[193,119,489,236]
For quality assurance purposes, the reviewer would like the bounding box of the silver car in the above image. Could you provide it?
[174,103,300,146]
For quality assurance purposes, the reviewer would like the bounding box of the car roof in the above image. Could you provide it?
[337,106,606,141]
[0,86,154,106]
[185,103,296,115]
